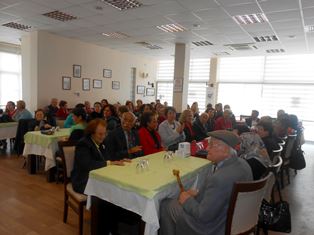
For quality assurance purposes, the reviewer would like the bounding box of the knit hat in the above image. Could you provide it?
[208,130,239,148]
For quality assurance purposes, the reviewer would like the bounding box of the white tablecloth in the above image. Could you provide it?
[85,165,211,235]
[0,124,17,139]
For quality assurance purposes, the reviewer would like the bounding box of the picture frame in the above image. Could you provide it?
[103,69,112,78]
[73,64,81,78]
[112,81,120,90]
[137,85,145,94]
[82,78,90,91]
[62,76,71,90]
[146,88,155,96]
[93,79,102,89]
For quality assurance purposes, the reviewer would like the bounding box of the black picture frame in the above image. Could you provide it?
[112,81,120,90]
[103,69,112,78]
[62,76,71,90]
[82,78,90,91]
[73,64,81,78]
[146,88,155,96]
[93,79,102,89]
[137,85,145,94]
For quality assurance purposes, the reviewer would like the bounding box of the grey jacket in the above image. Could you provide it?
[180,157,253,235]
[158,120,185,148]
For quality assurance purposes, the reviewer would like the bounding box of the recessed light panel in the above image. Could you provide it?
[253,35,278,42]
[266,49,285,53]
[156,23,187,33]
[43,11,77,22]
[135,41,162,49]
[233,13,268,25]
[192,41,213,46]
[101,0,143,10]
[102,32,130,39]
[2,22,32,31]
[214,52,230,56]
[305,25,314,33]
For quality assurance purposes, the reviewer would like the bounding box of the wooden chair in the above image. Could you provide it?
[225,173,271,235]
[58,140,86,235]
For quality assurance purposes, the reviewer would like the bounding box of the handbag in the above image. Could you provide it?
[258,199,291,233]
[289,147,306,170]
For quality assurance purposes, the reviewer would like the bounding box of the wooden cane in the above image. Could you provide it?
[172,169,184,192]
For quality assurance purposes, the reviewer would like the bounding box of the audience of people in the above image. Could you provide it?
[192,112,209,141]
[214,109,233,131]
[179,110,195,142]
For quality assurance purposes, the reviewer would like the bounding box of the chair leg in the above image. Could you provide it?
[78,203,84,235]
[286,168,290,185]
[280,170,284,189]
[63,194,69,223]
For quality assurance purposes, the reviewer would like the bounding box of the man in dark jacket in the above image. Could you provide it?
[245,110,260,128]
[193,113,209,141]
[105,112,144,160]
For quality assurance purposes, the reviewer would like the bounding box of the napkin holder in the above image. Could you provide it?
[178,142,190,157]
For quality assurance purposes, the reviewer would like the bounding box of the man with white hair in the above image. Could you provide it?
[105,111,143,160]
[160,130,253,235]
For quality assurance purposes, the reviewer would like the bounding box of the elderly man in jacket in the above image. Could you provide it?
[159,130,253,235]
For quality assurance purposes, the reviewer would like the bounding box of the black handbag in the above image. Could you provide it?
[258,199,291,233]
[289,147,306,170]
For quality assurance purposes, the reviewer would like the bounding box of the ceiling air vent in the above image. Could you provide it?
[43,10,77,22]
[213,52,230,56]
[102,32,130,39]
[2,22,32,31]
[135,42,163,49]
[305,25,314,33]
[266,49,285,53]
[253,35,278,42]
[225,43,258,51]
[233,13,268,25]
[156,23,187,33]
[101,0,143,11]
[192,41,213,46]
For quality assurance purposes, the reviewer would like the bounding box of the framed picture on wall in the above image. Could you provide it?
[73,64,81,78]
[146,88,155,96]
[137,85,145,94]
[112,81,120,90]
[62,76,71,90]
[93,79,102,89]
[103,69,112,78]
[82,78,90,91]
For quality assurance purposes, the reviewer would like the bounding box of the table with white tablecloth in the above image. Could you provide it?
[85,152,212,235]
[0,122,18,139]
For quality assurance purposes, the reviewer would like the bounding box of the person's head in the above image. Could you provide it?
[103,104,118,118]
[59,100,67,109]
[35,109,45,121]
[75,103,85,109]
[94,102,102,113]
[140,112,158,131]
[223,104,230,111]
[84,101,91,109]
[136,99,143,107]
[165,106,177,122]
[207,130,239,163]
[251,110,259,119]
[199,113,209,125]
[191,102,199,114]
[101,99,109,107]
[156,99,161,104]
[215,103,223,112]
[140,104,153,114]
[206,107,215,118]
[125,101,134,112]
[233,125,250,136]
[179,110,193,124]
[6,101,15,111]
[72,107,86,124]
[50,98,58,107]
[155,103,163,112]
[16,100,26,110]
[277,109,285,119]
[118,105,129,117]
[288,114,299,130]
[85,119,107,144]
[206,103,213,109]
[257,121,273,138]
[223,109,232,119]
[121,112,137,132]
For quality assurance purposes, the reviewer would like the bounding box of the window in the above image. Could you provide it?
[156,82,173,106]
[0,52,22,108]
[217,55,314,141]
[156,60,174,105]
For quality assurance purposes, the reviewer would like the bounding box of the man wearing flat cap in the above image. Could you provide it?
[160,130,253,235]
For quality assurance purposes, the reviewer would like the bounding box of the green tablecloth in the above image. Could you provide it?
[0,122,18,128]
[89,151,211,199]
[24,128,70,148]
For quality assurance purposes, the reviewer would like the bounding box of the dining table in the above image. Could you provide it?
[0,122,18,140]
[84,151,212,235]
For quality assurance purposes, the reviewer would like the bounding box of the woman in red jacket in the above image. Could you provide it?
[138,112,164,155]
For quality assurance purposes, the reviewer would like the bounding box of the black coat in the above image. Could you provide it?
[71,136,107,194]
[105,127,143,161]
[192,118,209,141]
[245,117,260,127]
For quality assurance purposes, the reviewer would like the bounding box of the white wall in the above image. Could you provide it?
[22,31,157,110]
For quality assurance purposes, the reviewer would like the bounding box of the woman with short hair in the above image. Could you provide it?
[12,100,33,121]
[179,109,195,142]
[102,104,120,132]
[56,100,69,120]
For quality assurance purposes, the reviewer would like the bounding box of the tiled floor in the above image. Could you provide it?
[0,144,313,235]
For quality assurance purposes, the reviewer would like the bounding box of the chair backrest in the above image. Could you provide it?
[225,173,271,235]
[240,115,250,121]
[263,172,275,203]
[271,155,283,174]
[283,134,297,160]
[56,119,65,128]
[272,144,283,161]
[58,140,76,184]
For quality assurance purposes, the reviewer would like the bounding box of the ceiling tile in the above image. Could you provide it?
[301,0,314,8]
[271,19,303,29]
[303,7,314,18]
[266,10,301,22]
[30,0,74,9]
[194,7,230,21]
[216,0,254,6]
[176,0,218,11]
[223,2,261,16]
[258,0,300,13]
[61,5,98,18]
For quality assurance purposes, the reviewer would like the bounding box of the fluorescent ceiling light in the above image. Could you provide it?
[233,13,268,25]
[156,23,187,33]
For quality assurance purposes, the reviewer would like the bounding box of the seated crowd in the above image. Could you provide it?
[0,97,303,234]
